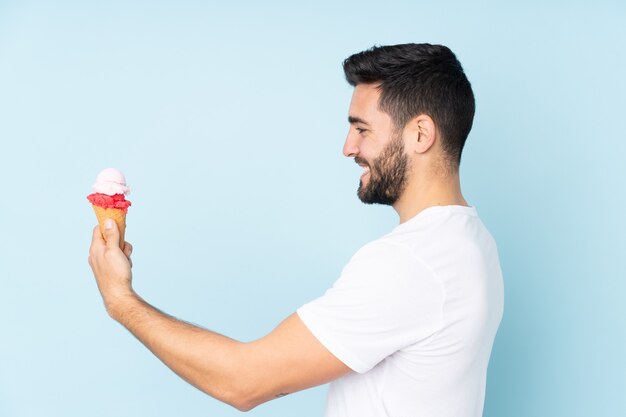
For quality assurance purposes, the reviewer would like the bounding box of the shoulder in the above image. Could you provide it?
[348,238,433,274]
[338,238,441,297]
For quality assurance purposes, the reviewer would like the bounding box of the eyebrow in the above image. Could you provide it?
[348,116,370,126]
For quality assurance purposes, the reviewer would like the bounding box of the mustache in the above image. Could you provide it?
[354,157,370,167]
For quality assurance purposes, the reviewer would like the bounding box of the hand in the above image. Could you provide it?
[88,218,135,318]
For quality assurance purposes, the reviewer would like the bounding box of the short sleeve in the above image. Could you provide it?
[297,241,444,373]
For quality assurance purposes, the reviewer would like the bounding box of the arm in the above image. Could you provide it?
[88,219,350,411]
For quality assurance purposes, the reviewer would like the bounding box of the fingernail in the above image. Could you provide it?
[105,219,114,229]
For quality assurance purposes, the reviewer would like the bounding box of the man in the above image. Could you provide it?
[89,43,504,416]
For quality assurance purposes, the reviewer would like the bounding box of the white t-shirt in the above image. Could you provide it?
[297,205,504,417]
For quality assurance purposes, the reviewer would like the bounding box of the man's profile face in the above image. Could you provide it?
[344,84,411,206]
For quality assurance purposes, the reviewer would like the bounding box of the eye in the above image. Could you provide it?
[355,127,367,134]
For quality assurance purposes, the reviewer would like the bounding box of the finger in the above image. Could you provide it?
[90,225,106,254]
[123,242,133,258]
[92,225,105,243]
[102,218,121,250]
[123,243,133,268]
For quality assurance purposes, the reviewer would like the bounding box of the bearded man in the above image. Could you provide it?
[89,43,504,417]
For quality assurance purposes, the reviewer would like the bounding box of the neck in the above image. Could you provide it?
[393,172,469,223]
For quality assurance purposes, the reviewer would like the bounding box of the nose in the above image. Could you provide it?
[343,129,360,157]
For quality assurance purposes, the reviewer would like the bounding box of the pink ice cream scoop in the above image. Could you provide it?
[92,168,131,196]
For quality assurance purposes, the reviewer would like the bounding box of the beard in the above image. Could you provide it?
[356,132,410,206]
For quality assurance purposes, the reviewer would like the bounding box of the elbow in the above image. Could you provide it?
[224,392,261,413]
[190,376,260,412]
[233,383,270,412]
[218,382,264,412]
[198,345,270,412]
[200,388,257,412]
[232,400,256,413]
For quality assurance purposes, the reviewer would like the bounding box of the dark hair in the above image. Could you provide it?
[343,43,475,168]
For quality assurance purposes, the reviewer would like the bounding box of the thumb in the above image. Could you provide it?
[103,218,121,250]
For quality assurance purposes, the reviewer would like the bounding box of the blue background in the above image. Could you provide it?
[1,1,624,416]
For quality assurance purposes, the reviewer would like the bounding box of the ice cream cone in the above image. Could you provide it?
[92,205,126,249]
[88,168,131,249]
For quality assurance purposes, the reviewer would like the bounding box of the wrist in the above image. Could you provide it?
[105,290,141,322]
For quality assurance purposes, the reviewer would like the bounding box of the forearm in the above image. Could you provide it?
[88,223,349,410]
[109,294,256,411]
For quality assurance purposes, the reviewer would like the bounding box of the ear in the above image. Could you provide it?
[404,114,436,154]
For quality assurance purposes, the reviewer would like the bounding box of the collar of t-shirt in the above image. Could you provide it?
[393,204,477,233]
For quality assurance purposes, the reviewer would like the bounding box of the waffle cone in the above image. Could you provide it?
[92,205,127,249]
